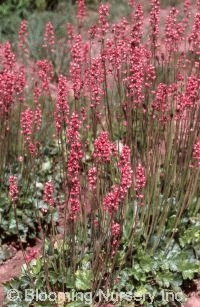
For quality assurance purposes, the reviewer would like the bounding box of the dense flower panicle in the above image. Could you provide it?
[43,21,55,52]
[18,20,28,53]
[185,75,199,105]
[67,142,83,179]
[183,0,191,25]
[66,23,75,41]
[1,42,16,71]
[93,131,113,163]
[188,13,200,53]
[118,145,133,200]
[35,60,53,91]
[15,66,26,97]
[21,107,39,155]
[165,8,185,53]
[101,39,122,73]
[130,4,144,47]
[71,35,84,64]
[111,222,120,237]
[8,176,19,203]
[66,113,83,221]
[103,145,133,214]
[135,163,146,200]
[84,57,104,108]
[118,145,132,172]
[113,17,128,40]
[111,222,120,256]
[97,4,110,39]
[69,197,80,221]
[21,107,34,142]
[70,62,82,100]
[34,106,42,131]
[28,142,38,156]
[43,181,55,206]
[150,0,160,50]
[70,35,88,100]
[33,85,41,105]
[0,43,21,115]
[0,71,15,115]
[152,83,168,113]
[88,167,97,191]
[67,171,81,221]
[192,141,200,167]
[77,0,86,21]
[123,46,145,105]
[67,141,83,178]
[88,24,97,39]
[80,107,86,121]
[103,185,120,214]
[67,112,82,143]
[55,75,69,132]
[184,0,191,15]
[176,75,199,118]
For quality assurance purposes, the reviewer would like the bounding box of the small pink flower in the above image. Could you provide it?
[25,247,40,263]
[18,156,23,162]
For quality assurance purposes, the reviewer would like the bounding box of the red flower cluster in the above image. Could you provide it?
[66,113,83,221]
[18,20,28,54]
[77,0,86,21]
[43,21,55,52]
[150,0,160,50]
[93,131,115,163]
[20,107,40,156]
[97,4,110,39]
[25,247,40,263]
[165,8,185,54]
[8,176,19,203]
[103,145,133,214]
[43,180,55,207]
[111,222,120,255]
[118,145,133,200]
[35,59,53,92]
[188,13,200,54]
[88,167,97,191]
[54,75,69,133]
[192,141,200,167]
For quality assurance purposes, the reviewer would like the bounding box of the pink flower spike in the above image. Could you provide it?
[43,181,55,207]
[8,176,19,203]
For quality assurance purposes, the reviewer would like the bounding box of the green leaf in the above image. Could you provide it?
[32,259,42,275]
[182,270,195,280]
[75,270,92,290]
